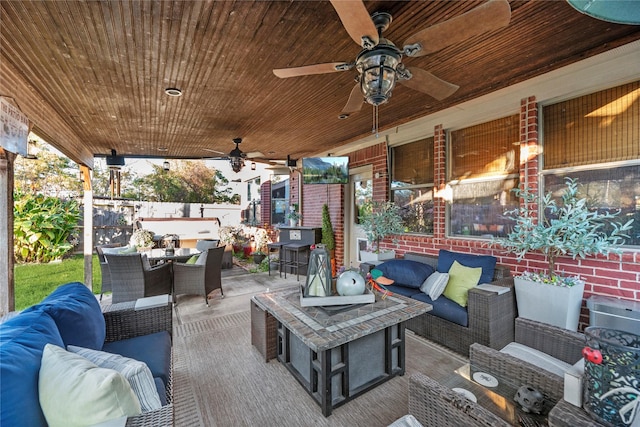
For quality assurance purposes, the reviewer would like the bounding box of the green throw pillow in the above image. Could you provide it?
[120,246,137,254]
[443,260,482,307]
[186,254,200,264]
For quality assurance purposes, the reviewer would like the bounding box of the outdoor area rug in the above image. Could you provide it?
[172,308,467,427]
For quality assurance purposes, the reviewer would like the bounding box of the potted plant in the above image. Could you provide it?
[286,203,301,226]
[129,228,155,251]
[252,228,270,264]
[358,200,404,262]
[321,204,336,275]
[492,177,633,331]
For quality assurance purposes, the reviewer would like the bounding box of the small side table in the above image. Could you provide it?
[250,298,277,362]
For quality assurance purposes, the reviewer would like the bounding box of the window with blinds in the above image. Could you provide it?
[391,137,434,186]
[449,115,519,180]
[542,81,640,247]
[390,138,435,234]
[544,81,640,169]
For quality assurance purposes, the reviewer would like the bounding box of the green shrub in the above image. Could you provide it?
[13,192,81,263]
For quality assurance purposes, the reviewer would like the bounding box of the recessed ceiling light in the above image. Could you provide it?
[164,88,182,97]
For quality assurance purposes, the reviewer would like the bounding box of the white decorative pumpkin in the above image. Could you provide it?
[336,270,366,296]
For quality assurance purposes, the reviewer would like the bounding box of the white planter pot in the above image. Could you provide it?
[514,277,585,331]
[359,249,396,263]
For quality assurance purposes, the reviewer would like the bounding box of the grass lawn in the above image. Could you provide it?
[14,254,102,311]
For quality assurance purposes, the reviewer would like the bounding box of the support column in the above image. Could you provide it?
[81,165,93,291]
[0,149,16,315]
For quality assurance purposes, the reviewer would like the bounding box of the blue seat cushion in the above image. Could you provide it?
[385,284,423,298]
[436,250,497,285]
[0,309,65,427]
[155,377,168,406]
[102,331,171,387]
[27,282,106,350]
[376,260,435,289]
[411,292,469,327]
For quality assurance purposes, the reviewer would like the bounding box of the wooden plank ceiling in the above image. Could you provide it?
[1,1,639,167]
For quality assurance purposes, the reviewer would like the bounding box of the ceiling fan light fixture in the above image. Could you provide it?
[229,137,246,173]
[357,44,401,106]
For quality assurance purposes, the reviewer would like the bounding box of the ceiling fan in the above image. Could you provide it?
[203,138,268,172]
[273,0,511,123]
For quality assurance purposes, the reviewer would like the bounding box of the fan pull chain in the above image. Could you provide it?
[372,105,379,138]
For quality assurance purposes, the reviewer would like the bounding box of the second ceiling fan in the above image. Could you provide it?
[273,0,512,119]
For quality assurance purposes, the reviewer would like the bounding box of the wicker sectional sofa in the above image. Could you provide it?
[0,282,173,427]
[376,250,515,356]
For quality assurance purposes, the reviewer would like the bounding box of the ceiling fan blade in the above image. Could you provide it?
[203,148,226,155]
[273,62,352,78]
[246,151,265,159]
[403,0,511,57]
[401,68,459,101]
[340,83,364,117]
[329,0,379,48]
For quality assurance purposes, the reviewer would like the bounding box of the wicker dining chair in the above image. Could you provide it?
[104,253,172,303]
[173,245,225,305]
[95,243,126,300]
[195,239,220,251]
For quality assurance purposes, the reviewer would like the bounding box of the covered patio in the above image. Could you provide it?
[1,3,639,425]
[2,0,639,314]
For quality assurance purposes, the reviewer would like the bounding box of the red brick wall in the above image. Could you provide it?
[300,184,344,259]
[260,180,271,226]
[300,144,388,263]
[299,96,639,331]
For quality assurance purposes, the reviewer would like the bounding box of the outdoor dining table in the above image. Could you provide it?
[142,247,201,265]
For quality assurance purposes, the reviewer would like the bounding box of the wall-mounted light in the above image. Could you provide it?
[251,162,256,170]
[163,160,170,171]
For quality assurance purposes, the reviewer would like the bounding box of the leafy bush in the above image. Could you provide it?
[13,192,81,263]
[358,200,404,252]
[492,178,633,282]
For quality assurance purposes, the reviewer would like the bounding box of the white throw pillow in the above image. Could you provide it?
[39,344,141,427]
[420,272,449,300]
[68,345,162,412]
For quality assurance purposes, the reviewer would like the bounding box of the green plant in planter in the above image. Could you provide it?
[321,204,335,252]
[358,200,404,253]
[492,177,633,285]
[286,203,301,223]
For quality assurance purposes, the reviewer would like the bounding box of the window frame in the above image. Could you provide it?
[389,136,435,235]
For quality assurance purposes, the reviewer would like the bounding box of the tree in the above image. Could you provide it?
[132,160,239,203]
[14,139,83,198]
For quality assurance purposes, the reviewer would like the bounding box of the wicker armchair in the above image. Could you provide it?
[402,252,515,356]
[408,373,510,427]
[104,253,172,303]
[173,245,225,305]
[470,318,585,405]
[102,300,173,427]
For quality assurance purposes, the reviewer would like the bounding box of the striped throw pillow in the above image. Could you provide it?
[67,345,162,412]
